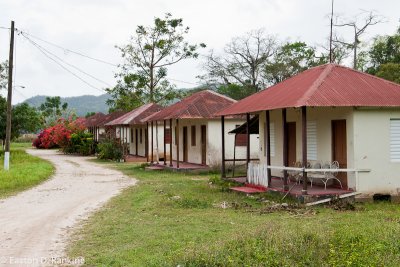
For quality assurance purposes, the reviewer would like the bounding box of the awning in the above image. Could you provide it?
[229,115,259,134]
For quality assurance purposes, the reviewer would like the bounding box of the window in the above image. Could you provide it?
[390,119,400,162]
[191,125,196,146]
[307,121,317,160]
[165,128,171,144]
[264,122,275,156]
[140,128,143,144]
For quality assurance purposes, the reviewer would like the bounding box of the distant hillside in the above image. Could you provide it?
[25,94,110,116]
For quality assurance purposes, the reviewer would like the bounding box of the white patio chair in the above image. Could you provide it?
[323,161,343,189]
[308,162,324,188]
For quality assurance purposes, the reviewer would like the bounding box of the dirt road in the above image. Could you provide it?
[0,149,136,266]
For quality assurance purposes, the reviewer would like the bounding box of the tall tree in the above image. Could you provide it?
[39,96,69,126]
[201,29,277,93]
[367,26,400,79]
[264,41,325,84]
[0,98,42,143]
[107,13,205,111]
[333,11,383,69]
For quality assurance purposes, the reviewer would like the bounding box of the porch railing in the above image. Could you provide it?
[247,162,371,190]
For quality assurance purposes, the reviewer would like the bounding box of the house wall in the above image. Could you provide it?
[353,108,400,195]
[258,107,355,186]
[170,119,259,167]
[129,123,168,159]
[208,119,259,167]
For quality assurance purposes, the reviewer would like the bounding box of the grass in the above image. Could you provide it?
[67,161,400,266]
[0,143,54,198]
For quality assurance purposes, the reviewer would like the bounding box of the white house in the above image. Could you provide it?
[105,103,165,161]
[218,64,400,199]
[144,90,259,170]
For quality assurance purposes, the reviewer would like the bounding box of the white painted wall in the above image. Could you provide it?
[170,118,259,167]
[353,108,400,195]
[128,123,168,159]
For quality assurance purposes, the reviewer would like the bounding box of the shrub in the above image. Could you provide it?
[97,138,123,161]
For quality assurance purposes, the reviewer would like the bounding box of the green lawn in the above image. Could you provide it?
[67,162,400,266]
[0,143,54,198]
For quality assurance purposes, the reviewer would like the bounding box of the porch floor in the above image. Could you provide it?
[230,177,352,197]
[148,160,209,172]
[124,154,148,163]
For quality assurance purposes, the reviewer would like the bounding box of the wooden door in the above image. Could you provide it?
[332,120,347,188]
[135,129,138,156]
[201,125,207,165]
[287,122,297,166]
[183,126,188,162]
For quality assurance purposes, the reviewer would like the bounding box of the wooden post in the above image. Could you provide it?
[169,119,173,167]
[146,122,149,162]
[246,113,251,169]
[282,108,289,191]
[266,110,272,187]
[4,21,15,171]
[221,116,226,178]
[176,119,180,169]
[151,121,154,163]
[163,120,167,165]
[302,106,308,195]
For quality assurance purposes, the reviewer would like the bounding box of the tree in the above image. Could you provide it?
[0,61,8,91]
[264,42,325,84]
[39,96,69,126]
[215,84,255,100]
[107,13,205,110]
[375,63,400,84]
[333,11,383,69]
[367,26,400,76]
[201,29,277,93]
[0,97,42,143]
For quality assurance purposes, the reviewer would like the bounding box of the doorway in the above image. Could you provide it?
[332,120,348,188]
[183,126,188,162]
[287,122,297,166]
[201,125,207,165]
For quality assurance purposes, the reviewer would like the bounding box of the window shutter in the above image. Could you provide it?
[390,119,400,162]
[307,121,317,160]
[264,122,275,157]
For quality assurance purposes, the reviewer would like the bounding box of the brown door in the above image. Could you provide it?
[183,127,188,162]
[135,129,138,156]
[332,120,348,188]
[287,122,297,166]
[201,125,207,165]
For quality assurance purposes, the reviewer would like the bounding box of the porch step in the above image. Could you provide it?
[145,165,165,171]
[231,186,267,194]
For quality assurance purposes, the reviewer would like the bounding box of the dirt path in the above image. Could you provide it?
[0,149,136,266]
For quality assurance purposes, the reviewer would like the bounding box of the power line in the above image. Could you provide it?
[21,34,107,94]
[20,33,113,87]
[18,30,119,67]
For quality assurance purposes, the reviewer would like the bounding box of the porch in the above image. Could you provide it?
[124,154,148,163]
[148,160,209,172]
[230,177,352,198]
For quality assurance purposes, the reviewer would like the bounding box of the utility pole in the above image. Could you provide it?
[329,0,334,63]
[4,21,15,171]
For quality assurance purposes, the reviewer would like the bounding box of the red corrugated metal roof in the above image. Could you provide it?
[84,112,106,127]
[218,63,400,116]
[98,110,127,127]
[105,103,163,126]
[144,90,237,121]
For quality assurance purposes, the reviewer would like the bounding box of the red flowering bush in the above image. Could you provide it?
[33,117,94,155]
[32,127,58,149]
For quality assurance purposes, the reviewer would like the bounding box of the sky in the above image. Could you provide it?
[0,0,399,104]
